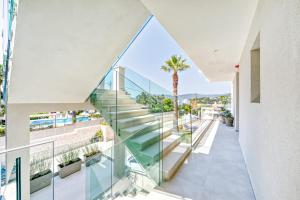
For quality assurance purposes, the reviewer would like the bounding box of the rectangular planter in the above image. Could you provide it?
[30,170,52,194]
[58,159,82,178]
[84,153,102,167]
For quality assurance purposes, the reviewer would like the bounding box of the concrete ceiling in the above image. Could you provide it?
[141,0,258,81]
[8,0,150,104]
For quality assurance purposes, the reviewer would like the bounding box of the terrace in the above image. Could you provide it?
[1,1,299,200]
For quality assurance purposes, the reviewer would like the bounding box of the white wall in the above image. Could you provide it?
[239,1,300,200]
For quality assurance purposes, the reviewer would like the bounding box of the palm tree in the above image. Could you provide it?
[161,55,190,130]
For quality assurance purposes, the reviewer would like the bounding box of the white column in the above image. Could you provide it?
[112,66,125,91]
[6,104,30,200]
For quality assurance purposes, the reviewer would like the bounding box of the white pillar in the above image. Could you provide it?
[112,66,125,91]
[6,104,30,200]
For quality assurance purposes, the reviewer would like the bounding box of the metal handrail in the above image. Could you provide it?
[0,140,54,154]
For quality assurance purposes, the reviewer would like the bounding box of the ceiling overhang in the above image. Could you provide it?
[141,0,258,81]
[8,0,150,104]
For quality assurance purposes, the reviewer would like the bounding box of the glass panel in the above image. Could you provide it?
[0,141,54,200]
[86,143,113,200]
[89,66,174,198]
[124,68,171,96]
[122,117,163,185]
[30,142,54,200]
[0,156,17,200]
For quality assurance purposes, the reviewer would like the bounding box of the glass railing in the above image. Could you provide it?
[0,141,54,200]
[86,125,161,200]
[89,66,215,198]
[124,68,172,96]
[89,67,168,186]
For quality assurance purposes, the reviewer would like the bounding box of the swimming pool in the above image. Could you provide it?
[30,116,90,126]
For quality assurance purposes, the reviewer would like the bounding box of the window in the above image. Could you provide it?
[251,33,260,103]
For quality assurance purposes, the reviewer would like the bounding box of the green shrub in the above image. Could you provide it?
[57,149,80,168]
[162,98,174,112]
[30,116,49,120]
[0,105,5,117]
[82,145,101,158]
[222,110,233,118]
[100,121,108,126]
[0,126,5,137]
[90,130,103,143]
[30,156,51,180]
[90,113,101,118]
[96,130,103,139]
[136,92,174,113]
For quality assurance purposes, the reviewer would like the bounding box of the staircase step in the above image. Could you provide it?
[93,91,129,97]
[94,89,127,94]
[163,144,192,181]
[98,98,136,106]
[100,104,147,112]
[93,92,129,99]
[116,114,157,129]
[121,121,160,138]
[129,122,174,150]
[108,109,149,119]
[139,134,181,165]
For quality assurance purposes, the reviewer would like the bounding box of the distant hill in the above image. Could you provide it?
[178,93,230,102]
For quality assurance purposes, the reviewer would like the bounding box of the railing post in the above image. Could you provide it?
[16,157,21,200]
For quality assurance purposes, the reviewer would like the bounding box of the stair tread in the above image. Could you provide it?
[109,109,148,115]
[130,122,174,145]
[162,144,191,173]
[117,114,155,123]
[141,135,180,158]
[123,121,159,133]
[130,129,161,144]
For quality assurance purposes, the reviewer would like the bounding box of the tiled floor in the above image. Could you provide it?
[158,121,256,200]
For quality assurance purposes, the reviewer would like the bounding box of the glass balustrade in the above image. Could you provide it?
[58,64,216,200]
[0,141,54,200]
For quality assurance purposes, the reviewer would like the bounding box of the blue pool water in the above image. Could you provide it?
[30,116,90,126]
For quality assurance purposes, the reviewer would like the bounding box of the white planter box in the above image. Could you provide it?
[58,159,82,178]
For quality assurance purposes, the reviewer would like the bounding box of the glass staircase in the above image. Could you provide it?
[89,67,193,190]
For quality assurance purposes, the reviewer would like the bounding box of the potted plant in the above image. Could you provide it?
[57,149,82,178]
[223,110,234,127]
[100,121,114,141]
[82,145,102,167]
[90,129,103,143]
[219,108,226,124]
[30,157,52,193]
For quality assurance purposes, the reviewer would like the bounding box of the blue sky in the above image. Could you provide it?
[118,17,231,95]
